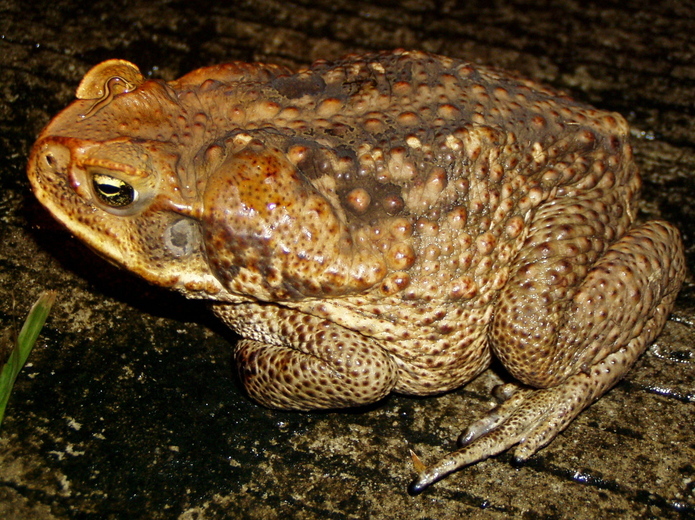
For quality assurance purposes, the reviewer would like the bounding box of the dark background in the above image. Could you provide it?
[1,1,694,518]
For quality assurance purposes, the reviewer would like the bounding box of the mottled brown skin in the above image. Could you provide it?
[27,50,685,492]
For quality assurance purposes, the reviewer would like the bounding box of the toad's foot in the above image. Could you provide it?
[409,344,642,495]
[408,382,566,494]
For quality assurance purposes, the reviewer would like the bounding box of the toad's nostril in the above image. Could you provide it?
[39,142,71,174]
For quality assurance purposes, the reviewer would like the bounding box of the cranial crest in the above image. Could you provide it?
[76,59,146,118]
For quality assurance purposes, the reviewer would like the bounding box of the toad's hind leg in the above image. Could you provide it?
[214,303,399,410]
[494,218,684,388]
[409,215,684,494]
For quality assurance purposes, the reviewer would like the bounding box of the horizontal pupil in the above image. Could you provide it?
[98,183,122,195]
[92,174,135,207]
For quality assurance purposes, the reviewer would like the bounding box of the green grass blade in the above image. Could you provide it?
[0,291,56,427]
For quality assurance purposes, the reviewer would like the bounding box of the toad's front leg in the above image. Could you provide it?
[214,303,399,410]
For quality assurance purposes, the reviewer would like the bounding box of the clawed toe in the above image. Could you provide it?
[408,381,589,493]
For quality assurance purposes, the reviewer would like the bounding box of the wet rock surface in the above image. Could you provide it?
[1,1,694,518]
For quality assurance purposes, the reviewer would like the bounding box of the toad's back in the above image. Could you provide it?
[172,51,641,309]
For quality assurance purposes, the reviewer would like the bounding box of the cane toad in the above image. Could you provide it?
[27,50,685,492]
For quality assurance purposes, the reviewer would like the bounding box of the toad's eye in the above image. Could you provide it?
[92,173,136,207]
